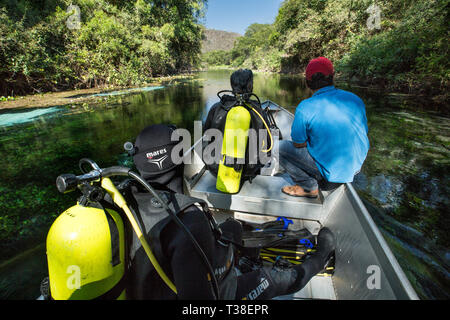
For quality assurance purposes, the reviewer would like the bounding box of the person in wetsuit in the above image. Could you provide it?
[123,124,336,300]
[203,69,272,179]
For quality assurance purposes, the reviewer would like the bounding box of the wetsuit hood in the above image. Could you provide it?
[133,124,183,189]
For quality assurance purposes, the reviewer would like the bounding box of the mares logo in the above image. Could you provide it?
[147,149,168,170]
[246,277,270,300]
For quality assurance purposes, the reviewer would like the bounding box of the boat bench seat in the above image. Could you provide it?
[185,170,345,224]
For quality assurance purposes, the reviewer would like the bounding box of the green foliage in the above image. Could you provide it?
[231,24,275,63]
[337,0,449,91]
[202,50,232,66]
[0,185,67,242]
[202,23,283,72]
[0,96,15,101]
[226,0,449,93]
[0,0,206,96]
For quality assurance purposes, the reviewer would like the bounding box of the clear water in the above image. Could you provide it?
[0,70,448,299]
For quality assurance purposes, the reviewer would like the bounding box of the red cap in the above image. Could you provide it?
[305,57,334,81]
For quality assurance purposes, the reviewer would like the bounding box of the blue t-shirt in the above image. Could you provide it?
[291,86,370,183]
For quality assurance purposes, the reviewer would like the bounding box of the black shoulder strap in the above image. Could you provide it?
[95,273,127,300]
[98,200,122,267]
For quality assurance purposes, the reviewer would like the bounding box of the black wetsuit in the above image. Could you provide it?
[119,184,329,301]
[122,186,232,300]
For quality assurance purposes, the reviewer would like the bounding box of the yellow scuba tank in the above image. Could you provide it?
[46,203,126,300]
[216,105,251,194]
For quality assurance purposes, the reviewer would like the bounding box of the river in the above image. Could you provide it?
[0,70,448,299]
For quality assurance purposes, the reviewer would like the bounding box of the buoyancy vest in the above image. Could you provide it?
[123,185,236,300]
[204,94,277,182]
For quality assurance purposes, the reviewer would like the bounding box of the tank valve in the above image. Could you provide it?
[56,174,78,194]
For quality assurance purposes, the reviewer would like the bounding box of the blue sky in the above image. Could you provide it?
[202,0,284,35]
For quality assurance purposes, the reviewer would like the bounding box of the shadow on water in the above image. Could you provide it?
[0,70,448,299]
[0,244,47,300]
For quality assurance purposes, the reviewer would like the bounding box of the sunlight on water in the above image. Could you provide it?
[0,107,61,127]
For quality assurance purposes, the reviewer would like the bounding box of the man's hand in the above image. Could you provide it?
[293,142,307,148]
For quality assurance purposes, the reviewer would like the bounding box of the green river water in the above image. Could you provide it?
[0,70,448,299]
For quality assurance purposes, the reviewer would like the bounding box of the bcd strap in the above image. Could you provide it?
[95,273,127,300]
[197,201,223,242]
[105,210,121,267]
[99,201,121,267]
[223,155,245,172]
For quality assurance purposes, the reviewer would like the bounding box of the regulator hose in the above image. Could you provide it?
[245,103,274,153]
[101,177,178,294]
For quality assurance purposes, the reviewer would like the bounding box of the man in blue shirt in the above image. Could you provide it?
[280,57,370,198]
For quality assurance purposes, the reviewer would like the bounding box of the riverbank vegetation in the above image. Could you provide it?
[0,0,206,97]
[204,0,449,97]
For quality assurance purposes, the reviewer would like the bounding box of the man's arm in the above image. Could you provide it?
[291,106,308,147]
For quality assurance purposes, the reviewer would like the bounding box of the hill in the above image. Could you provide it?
[201,29,241,53]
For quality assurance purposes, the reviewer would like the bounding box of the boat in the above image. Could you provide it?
[182,100,419,300]
[37,100,419,301]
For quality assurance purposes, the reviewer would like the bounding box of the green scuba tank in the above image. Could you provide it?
[46,203,126,300]
[216,105,251,194]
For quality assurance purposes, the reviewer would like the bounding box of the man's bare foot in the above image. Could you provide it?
[282,185,319,198]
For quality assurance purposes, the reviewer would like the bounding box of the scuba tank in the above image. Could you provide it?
[46,204,126,300]
[216,92,275,194]
[216,104,252,194]
[46,176,126,300]
[43,159,221,300]
[204,92,279,184]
